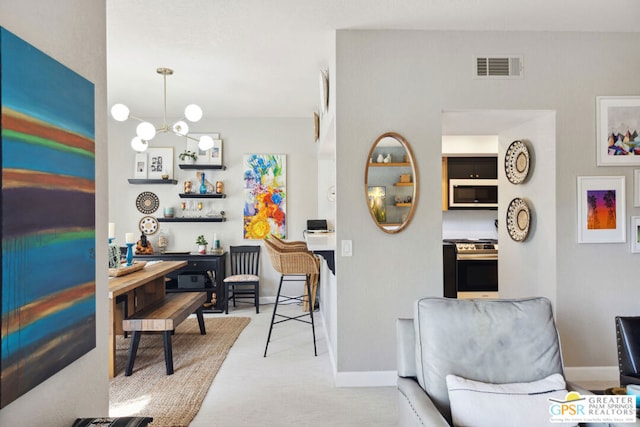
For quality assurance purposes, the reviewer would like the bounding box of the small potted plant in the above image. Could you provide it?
[179,150,198,164]
[196,235,208,254]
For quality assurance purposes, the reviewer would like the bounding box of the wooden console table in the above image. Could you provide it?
[108,260,187,378]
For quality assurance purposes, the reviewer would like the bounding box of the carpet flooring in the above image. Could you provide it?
[110,316,250,427]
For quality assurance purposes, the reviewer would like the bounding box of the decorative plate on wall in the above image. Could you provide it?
[138,215,159,235]
[506,197,531,242]
[504,140,530,184]
[135,191,160,214]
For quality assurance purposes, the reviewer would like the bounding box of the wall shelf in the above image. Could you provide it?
[395,203,412,207]
[369,162,410,167]
[179,193,226,199]
[178,164,226,170]
[158,217,226,223]
[128,179,178,184]
[394,182,413,187]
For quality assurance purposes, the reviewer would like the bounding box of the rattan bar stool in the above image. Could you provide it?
[263,238,319,357]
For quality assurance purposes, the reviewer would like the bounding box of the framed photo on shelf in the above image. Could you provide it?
[186,133,220,164]
[577,176,626,243]
[631,216,640,253]
[209,139,223,165]
[147,147,173,179]
[634,170,640,207]
[596,96,640,166]
[134,152,147,179]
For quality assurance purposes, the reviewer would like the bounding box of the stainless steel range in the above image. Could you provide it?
[443,239,498,299]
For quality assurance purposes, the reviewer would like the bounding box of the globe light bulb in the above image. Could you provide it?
[184,104,203,122]
[172,121,189,136]
[198,135,214,151]
[131,137,148,152]
[111,104,130,121]
[136,121,156,140]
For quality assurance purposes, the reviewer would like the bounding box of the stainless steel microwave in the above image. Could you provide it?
[449,179,498,208]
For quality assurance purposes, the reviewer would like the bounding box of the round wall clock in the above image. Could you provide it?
[136,191,160,214]
[138,215,159,235]
[504,140,530,184]
[506,197,531,242]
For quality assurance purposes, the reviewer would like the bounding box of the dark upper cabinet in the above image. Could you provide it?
[447,157,497,179]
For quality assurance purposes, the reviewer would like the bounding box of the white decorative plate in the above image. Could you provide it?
[136,191,160,214]
[504,140,530,184]
[138,215,159,235]
[506,198,531,242]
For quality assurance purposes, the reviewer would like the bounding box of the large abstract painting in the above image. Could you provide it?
[243,154,286,239]
[0,28,96,408]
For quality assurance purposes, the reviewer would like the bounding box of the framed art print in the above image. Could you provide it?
[209,139,223,166]
[631,216,640,253]
[187,133,220,164]
[635,169,640,207]
[577,176,626,243]
[147,147,173,179]
[134,152,147,179]
[596,96,640,166]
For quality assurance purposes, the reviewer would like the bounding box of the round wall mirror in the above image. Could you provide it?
[364,132,418,234]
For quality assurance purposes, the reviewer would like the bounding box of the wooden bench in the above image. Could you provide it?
[122,292,207,376]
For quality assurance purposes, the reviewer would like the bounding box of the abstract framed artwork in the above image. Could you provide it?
[577,176,626,243]
[243,154,286,239]
[0,27,96,407]
[596,96,640,166]
[147,147,173,179]
[631,216,640,253]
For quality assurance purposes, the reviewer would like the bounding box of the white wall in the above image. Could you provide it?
[0,1,108,425]
[498,112,557,305]
[335,30,640,374]
[108,118,317,299]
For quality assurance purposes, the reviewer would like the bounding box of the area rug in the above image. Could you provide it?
[110,316,250,427]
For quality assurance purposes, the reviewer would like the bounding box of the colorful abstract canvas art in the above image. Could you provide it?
[0,28,96,408]
[586,189,617,230]
[243,154,286,239]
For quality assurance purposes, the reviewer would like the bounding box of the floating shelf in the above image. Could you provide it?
[178,164,226,170]
[369,162,410,167]
[128,179,178,185]
[395,203,412,207]
[394,182,414,187]
[158,217,226,223]
[179,193,226,198]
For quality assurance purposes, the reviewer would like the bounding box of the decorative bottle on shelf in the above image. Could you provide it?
[376,153,384,163]
[157,229,168,254]
[199,172,207,194]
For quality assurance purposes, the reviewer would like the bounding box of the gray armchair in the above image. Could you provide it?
[397,297,605,427]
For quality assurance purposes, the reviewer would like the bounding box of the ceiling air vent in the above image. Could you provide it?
[474,56,523,79]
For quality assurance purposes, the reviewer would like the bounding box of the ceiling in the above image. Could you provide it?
[107,0,640,123]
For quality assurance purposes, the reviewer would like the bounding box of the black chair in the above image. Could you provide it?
[615,316,640,386]
[223,245,260,314]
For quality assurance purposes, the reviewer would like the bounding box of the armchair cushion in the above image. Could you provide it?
[413,297,564,422]
[446,373,574,427]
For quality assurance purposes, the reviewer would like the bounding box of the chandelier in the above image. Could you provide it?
[110,67,215,152]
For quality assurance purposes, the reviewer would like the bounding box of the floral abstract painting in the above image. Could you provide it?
[243,154,286,239]
[0,28,95,407]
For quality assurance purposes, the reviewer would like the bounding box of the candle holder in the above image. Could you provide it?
[125,243,134,266]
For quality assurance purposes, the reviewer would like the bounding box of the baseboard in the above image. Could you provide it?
[334,370,398,388]
[564,366,618,382]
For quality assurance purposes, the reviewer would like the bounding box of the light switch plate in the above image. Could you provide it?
[341,239,352,256]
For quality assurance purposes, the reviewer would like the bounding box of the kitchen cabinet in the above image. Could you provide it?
[447,157,497,179]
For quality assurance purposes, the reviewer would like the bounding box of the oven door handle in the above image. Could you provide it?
[456,253,498,261]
